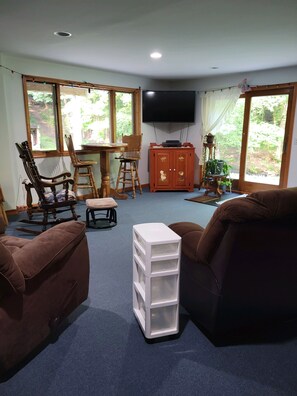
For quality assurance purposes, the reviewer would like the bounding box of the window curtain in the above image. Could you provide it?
[199,86,241,163]
[200,86,241,135]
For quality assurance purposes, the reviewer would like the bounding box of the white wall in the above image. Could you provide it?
[1,53,297,210]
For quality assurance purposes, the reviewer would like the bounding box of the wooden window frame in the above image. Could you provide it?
[22,75,141,158]
[232,82,297,192]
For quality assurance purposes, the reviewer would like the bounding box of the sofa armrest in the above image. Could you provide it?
[169,222,204,262]
[0,241,25,293]
[13,221,86,279]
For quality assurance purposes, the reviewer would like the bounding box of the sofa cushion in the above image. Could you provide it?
[249,187,297,218]
[169,222,204,262]
[0,241,25,292]
[13,221,86,279]
[196,188,297,264]
[0,235,31,254]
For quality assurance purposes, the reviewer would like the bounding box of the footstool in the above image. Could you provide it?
[86,198,118,229]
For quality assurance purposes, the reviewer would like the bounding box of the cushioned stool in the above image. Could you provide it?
[86,198,118,229]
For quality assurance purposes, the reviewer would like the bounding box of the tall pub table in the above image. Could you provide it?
[81,143,128,199]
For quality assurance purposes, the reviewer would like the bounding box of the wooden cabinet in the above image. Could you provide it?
[149,147,195,192]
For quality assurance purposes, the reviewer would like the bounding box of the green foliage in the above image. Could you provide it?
[205,159,231,176]
[115,92,133,139]
[204,159,233,191]
[29,92,53,105]
[40,135,56,150]
[217,178,232,190]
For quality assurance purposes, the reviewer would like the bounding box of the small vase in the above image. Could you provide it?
[206,133,215,144]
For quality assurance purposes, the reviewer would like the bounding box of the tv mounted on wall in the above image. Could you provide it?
[142,90,196,123]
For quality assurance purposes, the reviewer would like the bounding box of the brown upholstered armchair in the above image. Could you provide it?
[0,219,89,377]
[169,188,297,341]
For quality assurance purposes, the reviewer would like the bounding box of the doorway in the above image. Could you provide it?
[215,85,296,193]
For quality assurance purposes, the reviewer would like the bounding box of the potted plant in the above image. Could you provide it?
[204,159,232,192]
[222,161,232,177]
[218,178,232,193]
[205,133,215,144]
[205,159,225,176]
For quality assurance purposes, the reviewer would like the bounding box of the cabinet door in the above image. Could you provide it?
[173,150,194,190]
[154,151,172,189]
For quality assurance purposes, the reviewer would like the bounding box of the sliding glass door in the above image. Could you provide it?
[215,86,295,193]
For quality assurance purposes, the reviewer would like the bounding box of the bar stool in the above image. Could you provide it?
[115,134,142,199]
[86,198,118,229]
[65,134,99,199]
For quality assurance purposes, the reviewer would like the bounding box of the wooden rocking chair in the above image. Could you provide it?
[15,141,79,234]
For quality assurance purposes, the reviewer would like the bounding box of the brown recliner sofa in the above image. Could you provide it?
[169,187,297,341]
[0,219,90,377]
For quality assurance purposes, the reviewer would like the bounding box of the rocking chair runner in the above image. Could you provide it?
[15,141,79,234]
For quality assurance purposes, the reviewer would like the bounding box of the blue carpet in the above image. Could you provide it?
[1,189,297,395]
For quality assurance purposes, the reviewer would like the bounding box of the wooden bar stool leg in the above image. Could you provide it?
[115,161,123,193]
[73,168,79,195]
[122,162,127,192]
[134,161,142,194]
[130,162,136,198]
[88,165,99,198]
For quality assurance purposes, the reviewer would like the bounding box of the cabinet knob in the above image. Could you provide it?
[169,168,172,171]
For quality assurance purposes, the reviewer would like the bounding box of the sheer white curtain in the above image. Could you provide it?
[200,86,241,136]
[199,86,241,163]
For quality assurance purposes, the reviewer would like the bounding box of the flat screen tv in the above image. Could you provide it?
[142,90,196,123]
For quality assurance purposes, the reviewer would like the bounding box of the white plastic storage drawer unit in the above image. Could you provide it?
[132,223,181,339]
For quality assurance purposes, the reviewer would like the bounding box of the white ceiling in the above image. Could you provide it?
[0,0,297,80]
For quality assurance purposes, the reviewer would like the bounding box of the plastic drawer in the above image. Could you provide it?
[150,305,178,336]
[151,257,179,274]
[133,286,179,338]
[134,258,178,305]
[151,242,180,258]
[151,275,178,304]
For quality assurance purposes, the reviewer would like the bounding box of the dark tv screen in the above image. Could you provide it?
[142,90,196,123]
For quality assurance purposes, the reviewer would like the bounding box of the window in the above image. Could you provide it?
[23,76,140,156]
[215,98,244,180]
[60,86,110,148]
[213,84,296,191]
[115,92,134,142]
[26,81,58,151]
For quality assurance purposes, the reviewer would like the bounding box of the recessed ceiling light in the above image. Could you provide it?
[54,31,72,37]
[150,52,162,59]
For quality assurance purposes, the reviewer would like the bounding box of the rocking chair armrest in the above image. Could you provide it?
[40,178,74,188]
[39,171,72,180]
